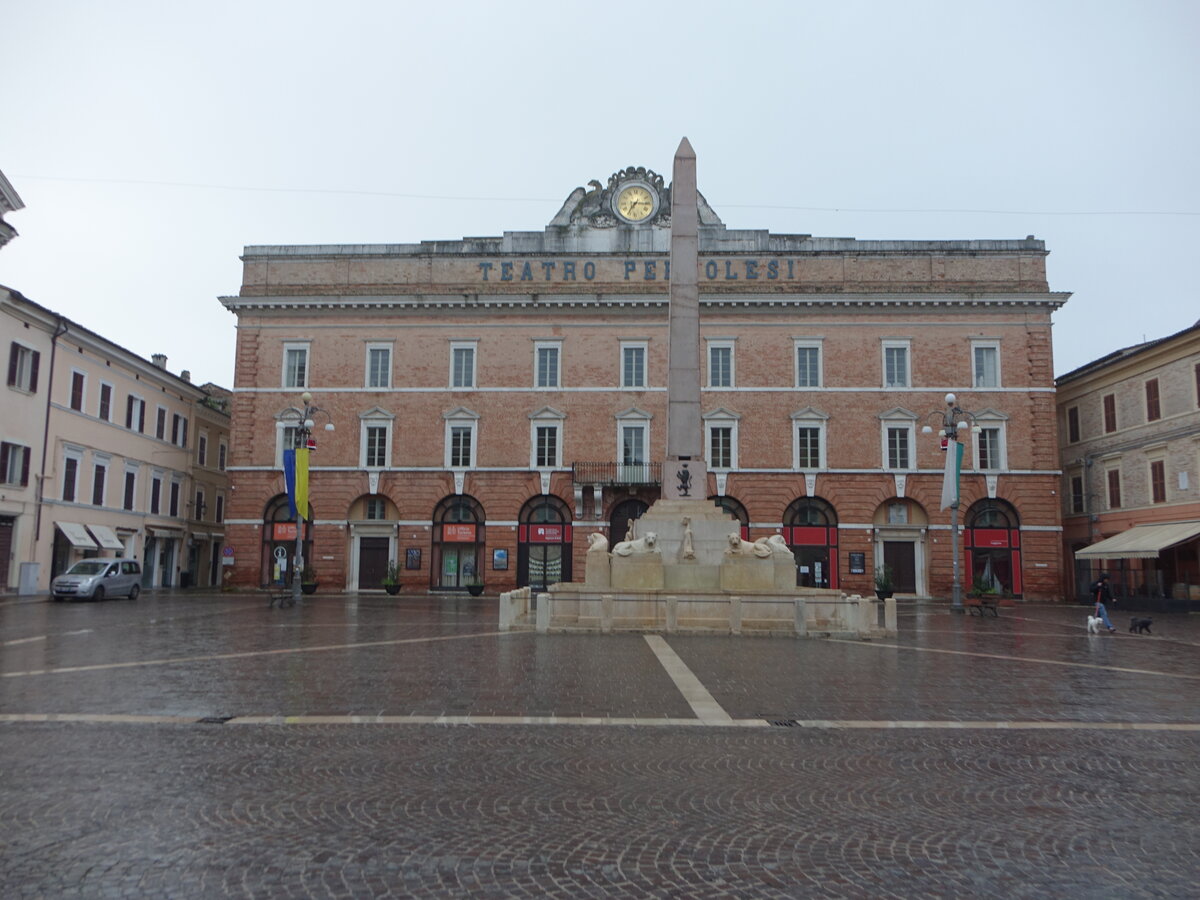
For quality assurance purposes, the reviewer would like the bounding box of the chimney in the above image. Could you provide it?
[151,354,167,369]
[180,370,191,382]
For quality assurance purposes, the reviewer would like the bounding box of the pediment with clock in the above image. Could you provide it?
[548,165,722,230]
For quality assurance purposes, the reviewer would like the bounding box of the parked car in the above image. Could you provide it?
[51,558,142,601]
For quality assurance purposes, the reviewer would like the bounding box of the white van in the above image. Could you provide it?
[51,558,142,601]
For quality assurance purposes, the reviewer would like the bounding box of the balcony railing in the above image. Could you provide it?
[572,461,662,486]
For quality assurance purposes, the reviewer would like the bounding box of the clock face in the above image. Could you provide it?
[615,185,655,222]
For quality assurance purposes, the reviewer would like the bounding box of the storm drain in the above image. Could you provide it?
[196,716,233,725]
[769,719,799,728]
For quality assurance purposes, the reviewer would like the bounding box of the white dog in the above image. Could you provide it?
[1086,615,1103,634]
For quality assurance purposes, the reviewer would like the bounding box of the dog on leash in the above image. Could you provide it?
[1129,617,1153,634]
[1086,615,1103,634]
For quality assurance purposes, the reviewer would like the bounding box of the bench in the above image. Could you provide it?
[267,586,295,608]
[966,596,999,617]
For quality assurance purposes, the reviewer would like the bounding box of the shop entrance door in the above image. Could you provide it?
[359,537,389,589]
[884,541,917,593]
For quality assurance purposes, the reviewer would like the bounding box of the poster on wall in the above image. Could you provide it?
[405,548,422,570]
[849,552,866,575]
[493,549,508,570]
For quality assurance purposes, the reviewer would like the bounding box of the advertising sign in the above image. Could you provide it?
[443,523,476,542]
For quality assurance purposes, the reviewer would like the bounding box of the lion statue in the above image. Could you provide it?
[612,531,659,557]
[725,531,772,558]
[587,532,609,554]
[756,533,794,559]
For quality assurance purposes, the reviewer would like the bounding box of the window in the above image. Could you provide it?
[708,426,733,469]
[197,432,208,467]
[1150,460,1166,503]
[366,344,391,389]
[791,407,828,470]
[126,395,146,433]
[194,489,206,521]
[7,342,40,392]
[0,442,31,486]
[621,342,646,388]
[124,468,137,511]
[1067,406,1080,443]
[886,427,911,469]
[1145,379,1161,422]
[1103,394,1117,433]
[70,371,85,411]
[796,427,821,469]
[215,493,225,523]
[218,440,228,471]
[150,474,161,514]
[1107,468,1121,509]
[972,342,1000,388]
[365,497,386,520]
[976,427,1003,470]
[365,425,388,468]
[795,342,822,388]
[283,344,309,389]
[450,343,476,389]
[156,407,167,440]
[707,341,734,388]
[535,342,561,389]
[169,481,180,517]
[171,413,188,448]
[880,410,916,470]
[450,426,473,467]
[98,383,112,421]
[615,410,652,482]
[1070,474,1085,514]
[535,425,559,468]
[883,341,910,388]
[92,460,107,506]
[62,451,80,502]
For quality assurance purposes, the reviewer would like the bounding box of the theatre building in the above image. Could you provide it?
[220,163,1067,600]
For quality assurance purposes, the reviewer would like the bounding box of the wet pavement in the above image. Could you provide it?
[1,590,1198,897]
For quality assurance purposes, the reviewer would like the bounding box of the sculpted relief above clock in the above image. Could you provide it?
[547,164,723,230]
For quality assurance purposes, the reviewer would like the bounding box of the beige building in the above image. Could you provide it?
[220,161,1069,601]
[1,289,230,593]
[1057,321,1200,608]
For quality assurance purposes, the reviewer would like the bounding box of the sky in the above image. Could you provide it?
[2,0,1197,389]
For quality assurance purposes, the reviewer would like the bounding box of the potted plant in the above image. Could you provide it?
[874,565,894,600]
[300,566,318,595]
[381,560,402,595]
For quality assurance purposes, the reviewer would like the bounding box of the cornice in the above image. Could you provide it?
[221,291,1069,314]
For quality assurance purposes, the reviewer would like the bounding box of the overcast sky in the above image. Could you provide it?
[2,1,1197,389]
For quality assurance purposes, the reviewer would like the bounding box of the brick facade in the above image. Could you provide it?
[221,164,1068,600]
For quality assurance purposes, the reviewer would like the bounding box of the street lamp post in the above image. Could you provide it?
[281,392,334,608]
[922,393,980,614]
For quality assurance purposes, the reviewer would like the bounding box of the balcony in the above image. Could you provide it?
[572,461,662,486]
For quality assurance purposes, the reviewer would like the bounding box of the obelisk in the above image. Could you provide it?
[663,137,706,499]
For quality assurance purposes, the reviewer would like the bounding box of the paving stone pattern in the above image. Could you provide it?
[1,591,1198,898]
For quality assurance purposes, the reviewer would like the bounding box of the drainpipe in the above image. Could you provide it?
[33,316,68,554]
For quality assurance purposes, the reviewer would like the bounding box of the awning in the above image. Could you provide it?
[147,526,183,537]
[56,522,98,549]
[86,524,125,551]
[1076,521,1200,560]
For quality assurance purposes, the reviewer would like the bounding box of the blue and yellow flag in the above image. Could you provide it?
[283,449,297,519]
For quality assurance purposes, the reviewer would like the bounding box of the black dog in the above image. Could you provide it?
[1129,617,1153,634]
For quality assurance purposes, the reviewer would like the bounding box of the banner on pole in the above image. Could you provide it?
[295,447,310,522]
[283,449,297,519]
[941,439,964,510]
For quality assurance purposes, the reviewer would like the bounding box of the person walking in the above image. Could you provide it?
[1092,572,1117,633]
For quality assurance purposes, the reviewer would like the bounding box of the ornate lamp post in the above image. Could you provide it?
[279,392,334,607]
[922,393,980,613]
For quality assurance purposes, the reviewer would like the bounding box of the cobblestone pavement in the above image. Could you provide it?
[2,590,1198,897]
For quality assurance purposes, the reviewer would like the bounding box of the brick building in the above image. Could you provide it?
[1057,321,1200,607]
[220,163,1067,600]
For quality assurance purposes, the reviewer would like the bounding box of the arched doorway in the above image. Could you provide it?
[349,493,398,590]
[965,498,1022,597]
[261,493,312,588]
[784,497,838,589]
[872,498,929,595]
[518,495,573,591]
[609,497,649,546]
[432,495,485,590]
